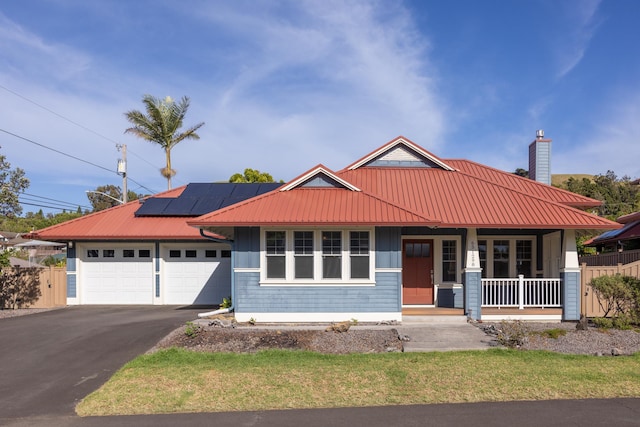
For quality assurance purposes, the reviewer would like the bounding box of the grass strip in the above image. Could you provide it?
[77,348,640,416]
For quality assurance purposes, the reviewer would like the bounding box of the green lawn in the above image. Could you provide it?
[77,348,640,416]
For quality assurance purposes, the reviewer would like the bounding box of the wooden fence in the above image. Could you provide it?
[17,266,67,308]
[581,260,640,317]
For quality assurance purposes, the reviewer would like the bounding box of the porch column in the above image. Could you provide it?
[560,229,581,321]
[463,228,482,320]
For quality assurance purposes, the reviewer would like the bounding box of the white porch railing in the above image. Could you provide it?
[481,275,562,309]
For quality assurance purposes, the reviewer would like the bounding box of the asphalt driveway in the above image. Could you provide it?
[0,306,201,421]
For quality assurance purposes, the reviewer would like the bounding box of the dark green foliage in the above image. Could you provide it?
[0,266,41,309]
[0,150,30,217]
[497,320,530,348]
[540,328,567,339]
[590,274,640,326]
[558,171,640,219]
[229,168,277,183]
[0,211,84,233]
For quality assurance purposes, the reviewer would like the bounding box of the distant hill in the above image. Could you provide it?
[551,174,594,187]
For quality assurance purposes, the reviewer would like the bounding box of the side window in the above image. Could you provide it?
[322,231,342,279]
[294,231,314,279]
[349,231,369,279]
[87,249,99,258]
[265,231,285,278]
[442,240,457,282]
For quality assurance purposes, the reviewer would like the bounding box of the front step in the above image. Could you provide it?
[402,315,468,325]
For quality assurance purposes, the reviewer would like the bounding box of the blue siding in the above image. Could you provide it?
[438,287,464,309]
[561,271,581,320]
[464,270,482,319]
[67,274,76,298]
[376,227,401,269]
[235,227,260,268]
[236,271,400,313]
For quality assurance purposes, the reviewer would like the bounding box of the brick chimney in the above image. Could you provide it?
[528,130,552,185]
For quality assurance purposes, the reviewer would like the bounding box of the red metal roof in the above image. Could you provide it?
[189,187,440,227]
[190,138,620,231]
[446,159,602,208]
[31,186,213,241]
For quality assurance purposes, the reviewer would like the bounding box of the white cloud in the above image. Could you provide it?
[554,0,602,79]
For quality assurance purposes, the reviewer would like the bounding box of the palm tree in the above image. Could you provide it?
[124,95,204,190]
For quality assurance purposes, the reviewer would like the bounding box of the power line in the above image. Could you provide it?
[0,128,116,174]
[0,128,158,194]
[20,193,92,211]
[0,84,163,173]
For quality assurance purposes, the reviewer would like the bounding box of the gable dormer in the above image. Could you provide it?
[345,136,455,171]
[280,165,361,192]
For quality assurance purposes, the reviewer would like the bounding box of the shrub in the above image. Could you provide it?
[590,274,640,326]
[541,328,567,339]
[497,320,530,348]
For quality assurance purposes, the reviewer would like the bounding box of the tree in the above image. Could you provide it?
[513,168,529,178]
[0,149,30,217]
[558,171,640,219]
[229,168,277,183]
[124,95,204,190]
[87,185,144,212]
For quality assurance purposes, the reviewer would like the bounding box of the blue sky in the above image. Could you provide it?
[1,0,639,214]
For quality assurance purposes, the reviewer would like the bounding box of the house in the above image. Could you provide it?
[30,183,281,305]
[32,135,619,322]
[186,136,619,323]
[581,211,640,266]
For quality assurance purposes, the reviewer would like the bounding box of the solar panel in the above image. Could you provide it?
[135,183,282,217]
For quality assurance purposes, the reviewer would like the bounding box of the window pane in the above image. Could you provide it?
[442,240,456,282]
[267,256,285,279]
[87,249,99,258]
[493,240,509,278]
[266,231,285,254]
[139,249,151,258]
[350,231,369,254]
[123,249,135,258]
[478,240,487,278]
[294,231,313,254]
[295,256,313,279]
[516,240,532,277]
[405,243,414,257]
[221,250,231,258]
[170,250,181,258]
[205,250,217,258]
[322,231,341,254]
[323,256,341,279]
[103,249,114,258]
[185,250,197,258]
[350,256,369,279]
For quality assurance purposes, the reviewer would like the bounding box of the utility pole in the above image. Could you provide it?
[117,144,128,203]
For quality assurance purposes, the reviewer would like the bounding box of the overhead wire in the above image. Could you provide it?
[0,84,161,192]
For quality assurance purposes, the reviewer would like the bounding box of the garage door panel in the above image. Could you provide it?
[80,245,154,305]
[163,245,231,305]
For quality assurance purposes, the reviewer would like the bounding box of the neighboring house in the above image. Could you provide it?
[30,183,281,305]
[581,211,640,266]
[186,136,619,323]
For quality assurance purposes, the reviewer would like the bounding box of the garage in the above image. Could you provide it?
[161,243,231,305]
[78,243,154,304]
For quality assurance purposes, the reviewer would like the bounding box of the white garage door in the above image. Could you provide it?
[79,244,154,304]
[162,244,231,305]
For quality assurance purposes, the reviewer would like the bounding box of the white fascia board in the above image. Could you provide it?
[348,137,455,171]
[280,166,361,192]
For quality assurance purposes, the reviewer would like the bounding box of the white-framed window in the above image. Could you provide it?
[478,237,535,278]
[262,228,374,284]
[442,240,457,282]
[266,231,286,279]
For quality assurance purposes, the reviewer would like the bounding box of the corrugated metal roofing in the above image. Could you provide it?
[32,201,209,241]
[446,159,602,208]
[190,137,620,231]
[585,220,640,246]
[189,187,439,227]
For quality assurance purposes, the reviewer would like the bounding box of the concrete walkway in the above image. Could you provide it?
[397,316,496,352]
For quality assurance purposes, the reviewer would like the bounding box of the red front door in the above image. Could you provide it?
[402,239,434,305]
